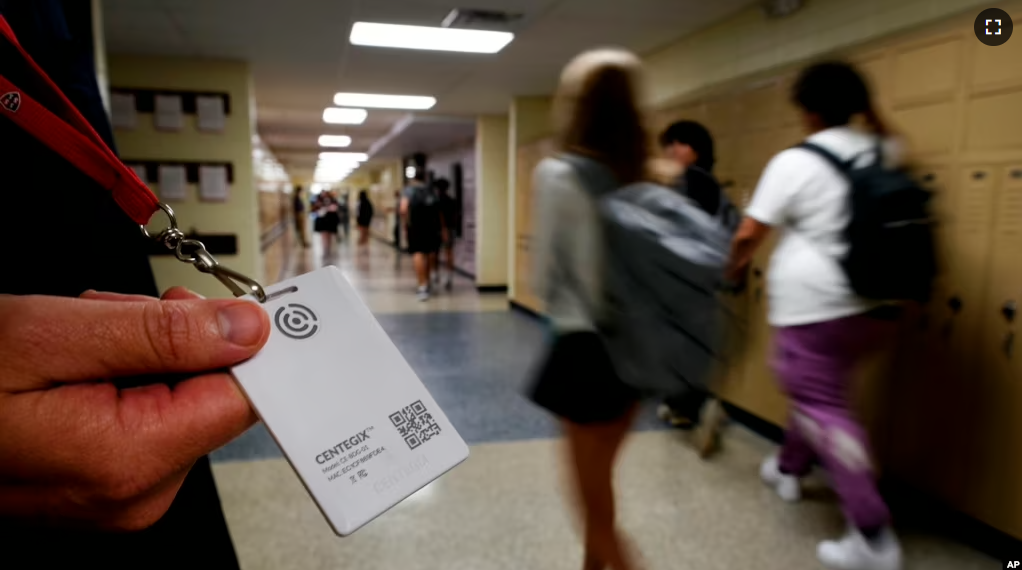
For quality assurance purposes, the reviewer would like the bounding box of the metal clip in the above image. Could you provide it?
[140,203,267,302]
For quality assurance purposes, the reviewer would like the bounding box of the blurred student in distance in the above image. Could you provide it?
[401,171,442,301]
[434,178,457,291]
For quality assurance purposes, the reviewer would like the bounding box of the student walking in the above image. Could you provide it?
[401,172,442,302]
[313,191,340,257]
[435,178,457,291]
[529,48,652,570]
[655,121,739,453]
[293,185,309,248]
[356,190,374,246]
[726,61,904,570]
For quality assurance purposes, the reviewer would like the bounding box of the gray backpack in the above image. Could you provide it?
[560,154,738,395]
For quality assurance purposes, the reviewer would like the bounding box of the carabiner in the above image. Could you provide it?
[190,246,268,302]
[142,203,268,303]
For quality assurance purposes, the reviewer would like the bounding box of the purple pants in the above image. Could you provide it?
[773,312,894,530]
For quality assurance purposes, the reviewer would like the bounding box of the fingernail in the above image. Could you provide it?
[218,302,265,346]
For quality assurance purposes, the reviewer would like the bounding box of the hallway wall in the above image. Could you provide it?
[508,97,554,299]
[108,56,261,299]
[644,0,991,108]
[476,115,510,288]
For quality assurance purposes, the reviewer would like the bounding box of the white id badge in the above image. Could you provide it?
[231,266,469,536]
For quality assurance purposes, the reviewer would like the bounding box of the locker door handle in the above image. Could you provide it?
[948,296,963,314]
[1002,300,1017,323]
[1005,332,1015,358]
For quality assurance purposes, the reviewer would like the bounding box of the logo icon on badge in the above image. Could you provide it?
[274,303,319,340]
[1,92,21,113]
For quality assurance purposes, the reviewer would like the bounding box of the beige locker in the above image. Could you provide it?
[875,166,979,507]
[714,135,736,177]
[891,102,957,156]
[969,6,1022,94]
[513,141,552,313]
[705,96,737,138]
[953,166,1000,359]
[970,165,1022,537]
[737,131,780,177]
[737,80,784,132]
[852,53,889,113]
[892,37,961,108]
[965,90,1022,151]
[733,241,789,426]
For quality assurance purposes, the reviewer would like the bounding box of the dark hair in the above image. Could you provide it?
[660,120,715,172]
[792,61,886,134]
[433,178,450,192]
[358,190,369,201]
[557,55,649,185]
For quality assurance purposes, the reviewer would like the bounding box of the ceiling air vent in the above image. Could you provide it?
[760,0,804,19]
[441,8,523,31]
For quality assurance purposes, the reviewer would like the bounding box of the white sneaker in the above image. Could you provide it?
[760,454,801,502]
[417,286,430,302]
[817,527,902,570]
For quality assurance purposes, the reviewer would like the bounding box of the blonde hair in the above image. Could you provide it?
[553,48,650,185]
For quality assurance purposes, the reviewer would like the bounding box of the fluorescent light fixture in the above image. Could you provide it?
[318,135,352,148]
[405,166,417,179]
[333,92,436,110]
[350,22,513,54]
[323,107,368,125]
[319,152,368,162]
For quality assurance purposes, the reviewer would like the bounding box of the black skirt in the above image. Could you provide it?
[529,332,640,425]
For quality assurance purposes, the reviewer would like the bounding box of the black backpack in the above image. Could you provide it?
[797,142,938,302]
[407,184,439,231]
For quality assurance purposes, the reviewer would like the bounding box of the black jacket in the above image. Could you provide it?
[0,3,240,568]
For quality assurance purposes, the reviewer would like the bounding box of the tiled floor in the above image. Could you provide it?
[212,237,997,569]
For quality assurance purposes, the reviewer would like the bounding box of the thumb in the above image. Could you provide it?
[0,295,270,387]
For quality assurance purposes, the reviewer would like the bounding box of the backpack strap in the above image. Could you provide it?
[796,141,883,175]
[794,142,853,175]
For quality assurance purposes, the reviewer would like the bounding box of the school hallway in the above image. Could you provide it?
[210,238,995,570]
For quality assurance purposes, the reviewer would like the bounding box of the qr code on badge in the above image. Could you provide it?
[389,400,442,450]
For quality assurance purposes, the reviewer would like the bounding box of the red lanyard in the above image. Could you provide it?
[0,15,265,300]
[0,16,158,226]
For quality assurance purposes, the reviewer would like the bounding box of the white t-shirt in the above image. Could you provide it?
[745,126,895,327]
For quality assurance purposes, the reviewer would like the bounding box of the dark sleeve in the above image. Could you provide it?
[682,168,722,218]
